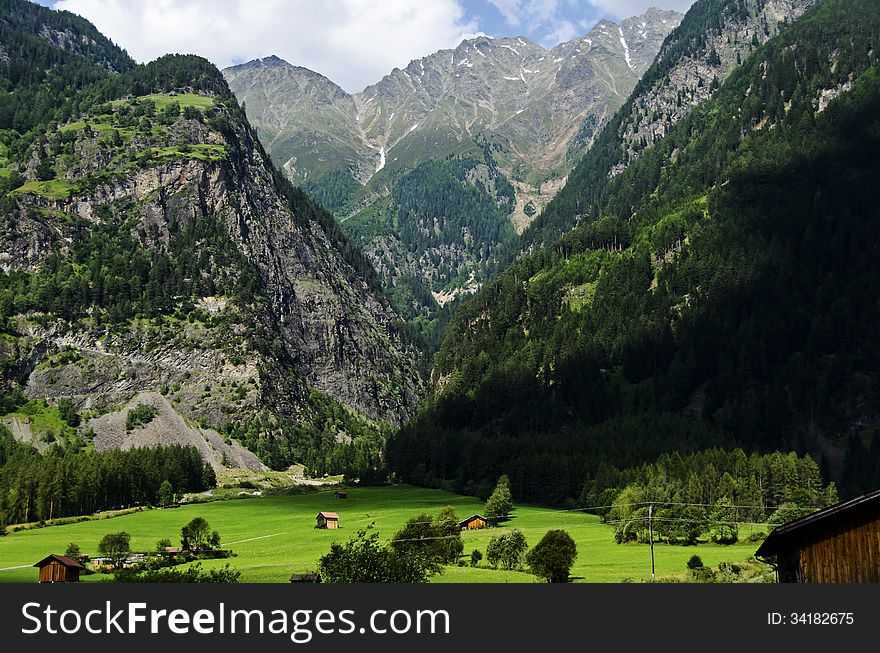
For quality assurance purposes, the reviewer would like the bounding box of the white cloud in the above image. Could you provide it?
[543,19,578,44]
[592,1,696,18]
[53,0,478,92]
[488,0,523,26]
[487,0,694,48]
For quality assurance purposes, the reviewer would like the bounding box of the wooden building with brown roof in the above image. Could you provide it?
[755,488,880,583]
[316,511,340,529]
[459,514,489,530]
[33,554,84,583]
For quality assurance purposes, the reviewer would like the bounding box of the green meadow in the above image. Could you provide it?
[0,486,765,583]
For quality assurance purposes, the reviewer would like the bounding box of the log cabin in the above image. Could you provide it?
[33,554,84,583]
[459,514,489,530]
[755,488,880,582]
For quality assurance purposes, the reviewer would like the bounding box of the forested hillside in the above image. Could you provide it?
[390,0,880,504]
[342,148,517,347]
[523,0,817,248]
[0,424,213,525]
[0,0,135,132]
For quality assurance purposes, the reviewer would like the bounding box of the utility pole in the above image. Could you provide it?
[648,504,655,580]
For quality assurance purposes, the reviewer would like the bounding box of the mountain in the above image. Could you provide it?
[526,0,818,248]
[223,9,683,324]
[389,0,880,504]
[226,9,683,191]
[0,0,423,475]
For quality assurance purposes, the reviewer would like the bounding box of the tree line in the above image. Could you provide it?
[0,425,215,526]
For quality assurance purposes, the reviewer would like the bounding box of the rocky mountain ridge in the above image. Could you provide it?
[225,8,683,193]
[1,2,423,475]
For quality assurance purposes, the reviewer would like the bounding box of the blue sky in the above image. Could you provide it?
[37,0,695,91]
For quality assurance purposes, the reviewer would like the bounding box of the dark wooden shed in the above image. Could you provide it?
[334,491,348,499]
[33,554,84,583]
[755,488,880,583]
[289,573,321,583]
[459,514,489,531]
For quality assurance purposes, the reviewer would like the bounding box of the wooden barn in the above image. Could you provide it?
[33,554,84,583]
[459,514,489,531]
[289,573,321,583]
[755,488,880,583]
[334,491,348,499]
[316,511,340,529]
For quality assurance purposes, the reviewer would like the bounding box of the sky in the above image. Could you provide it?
[37,0,696,92]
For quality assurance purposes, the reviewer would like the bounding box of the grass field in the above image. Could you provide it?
[11,179,78,199]
[0,486,766,583]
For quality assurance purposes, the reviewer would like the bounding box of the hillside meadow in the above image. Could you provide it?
[0,485,766,583]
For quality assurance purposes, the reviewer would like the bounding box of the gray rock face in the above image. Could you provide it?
[90,392,266,472]
[2,93,424,467]
[611,0,817,175]
[225,9,684,189]
[223,9,683,303]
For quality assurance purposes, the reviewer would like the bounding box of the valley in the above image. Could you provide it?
[224,8,684,324]
[0,485,767,584]
[1,0,879,586]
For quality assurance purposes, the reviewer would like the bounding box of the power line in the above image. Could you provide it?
[382,516,769,544]
[354,500,781,529]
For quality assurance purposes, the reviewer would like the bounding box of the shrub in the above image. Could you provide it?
[126,404,158,431]
[686,555,704,570]
[745,531,767,543]
[692,567,717,583]
[470,550,483,567]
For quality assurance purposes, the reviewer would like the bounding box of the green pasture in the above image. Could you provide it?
[0,486,765,583]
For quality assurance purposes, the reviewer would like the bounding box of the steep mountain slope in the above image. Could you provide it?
[222,57,372,186]
[0,3,423,475]
[526,0,818,248]
[390,0,880,503]
[226,9,682,192]
[0,0,135,132]
[224,10,682,322]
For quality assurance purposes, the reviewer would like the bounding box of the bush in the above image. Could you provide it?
[126,404,158,431]
[686,555,704,570]
[692,567,717,583]
[745,531,767,543]
[470,550,483,567]
[114,562,240,583]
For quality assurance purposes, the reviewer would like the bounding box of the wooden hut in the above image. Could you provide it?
[289,573,321,583]
[755,488,880,582]
[334,491,348,499]
[459,514,489,531]
[33,554,84,583]
[316,511,340,529]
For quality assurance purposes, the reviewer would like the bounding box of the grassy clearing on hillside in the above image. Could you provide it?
[3,399,78,445]
[11,179,77,199]
[144,144,227,163]
[0,486,766,583]
[109,93,216,111]
[0,140,10,178]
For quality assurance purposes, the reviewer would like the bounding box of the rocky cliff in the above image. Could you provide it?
[1,55,423,472]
